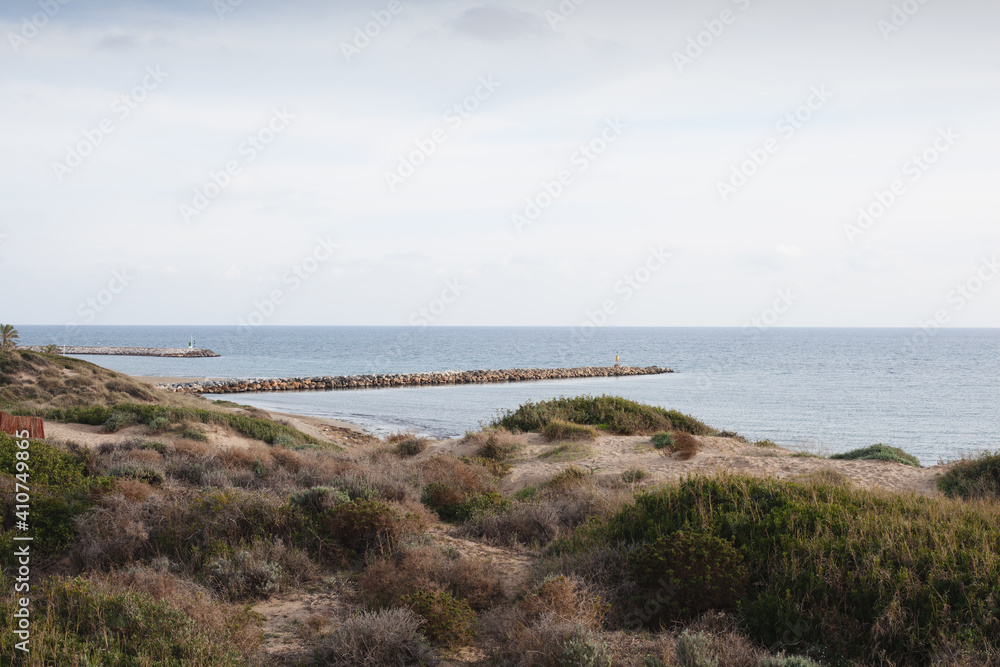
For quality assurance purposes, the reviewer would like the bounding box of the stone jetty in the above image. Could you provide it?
[24,346,219,358]
[155,365,673,395]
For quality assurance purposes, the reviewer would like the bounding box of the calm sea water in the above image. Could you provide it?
[16,326,1000,465]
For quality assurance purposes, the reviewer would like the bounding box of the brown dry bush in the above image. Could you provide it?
[521,574,607,629]
[361,546,513,612]
[672,432,701,460]
[463,427,523,461]
[461,477,631,548]
[104,563,264,657]
[313,608,439,667]
[480,607,609,667]
[417,455,494,492]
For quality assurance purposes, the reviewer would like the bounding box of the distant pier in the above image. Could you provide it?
[155,365,673,394]
[25,346,220,358]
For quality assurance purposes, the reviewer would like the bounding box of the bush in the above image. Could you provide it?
[401,589,476,647]
[102,411,133,433]
[543,420,598,442]
[460,501,561,547]
[629,532,748,624]
[361,546,512,612]
[471,428,522,462]
[203,539,313,601]
[830,444,920,467]
[180,425,208,442]
[146,416,172,433]
[313,608,438,666]
[939,450,1000,500]
[671,432,701,460]
[753,439,779,448]
[289,486,350,514]
[395,437,429,457]
[675,631,717,667]
[317,498,413,553]
[621,468,648,484]
[0,576,254,665]
[565,474,1000,662]
[651,432,675,450]
[421,482,509,523]
[492,395,716,436]
[105,464,165,486]
[558,627,612,667]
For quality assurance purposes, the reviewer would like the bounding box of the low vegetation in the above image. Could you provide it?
[551,474,1000,664]
[829,443,921,467]
[2,362,994,665]
[493,395,717,436]
[938,449,1000,500]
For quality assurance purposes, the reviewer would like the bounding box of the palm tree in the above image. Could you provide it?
[0,324,19,351]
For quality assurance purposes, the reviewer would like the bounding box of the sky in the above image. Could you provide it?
[1,0,998,329]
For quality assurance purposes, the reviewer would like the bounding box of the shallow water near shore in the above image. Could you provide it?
[17,326,1000,465]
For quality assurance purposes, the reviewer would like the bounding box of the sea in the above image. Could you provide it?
[15,326,999,466]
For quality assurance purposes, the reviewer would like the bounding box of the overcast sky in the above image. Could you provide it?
[1,0,998,328]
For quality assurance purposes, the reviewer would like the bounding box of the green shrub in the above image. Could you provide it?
[401,590,476,648]
[180,425,208,442]
[0,576,254,665]
[629,532,747,623]
[753,439,779,448]
[492,395,716,436]
[41,403,323,448]
[395,437,429,457]
[146,416,172,433]
[317,499,411,553]
[651,432,675,450]
[102,411,133,433]
[939,450,1000,500]
[106,464,165,486]
[289,486,350,514]
[0,433,91,489]
[420,483,509,523]
[543,420,598,442]
[563,474,1000,662]
[621,468,648,484]
[675,631,717,667]
[558,627,612,667]
[830,444,920,467]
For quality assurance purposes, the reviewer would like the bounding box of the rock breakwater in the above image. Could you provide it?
[24,346,219,358]
[155,365,673,394]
